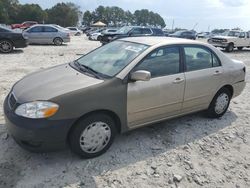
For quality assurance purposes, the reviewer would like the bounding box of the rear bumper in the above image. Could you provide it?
[3,96,75,152]
[232,80,246,98]
[63,38,70,43]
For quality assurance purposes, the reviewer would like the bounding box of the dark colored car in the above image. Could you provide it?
[99,26,165,44]
[0,26,28,53]
[11,21,38,30]
[169,30,196,40]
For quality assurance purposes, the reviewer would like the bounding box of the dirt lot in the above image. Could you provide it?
[0,36,249,188]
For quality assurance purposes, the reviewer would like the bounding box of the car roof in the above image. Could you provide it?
[119,36,205,46]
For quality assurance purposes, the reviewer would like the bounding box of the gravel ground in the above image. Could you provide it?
[0,36,249,188]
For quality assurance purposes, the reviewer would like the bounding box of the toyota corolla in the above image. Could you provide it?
[4,37,246,158]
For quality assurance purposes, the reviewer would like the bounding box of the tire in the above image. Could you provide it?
[97,36,101,41]
[53,37,63,46]
[206,88,232,118]
[226,43,234,52]
[0,40,13,53]
[237,47,243,50]
[69,113,117,158]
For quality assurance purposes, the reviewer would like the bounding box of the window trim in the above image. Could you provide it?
[181,44,222,72]
[130,45,183,79]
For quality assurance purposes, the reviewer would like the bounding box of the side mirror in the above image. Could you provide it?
[130,70,151,82]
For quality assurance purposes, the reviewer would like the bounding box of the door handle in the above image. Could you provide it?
[173,77,184,84]
[213,70,222,76]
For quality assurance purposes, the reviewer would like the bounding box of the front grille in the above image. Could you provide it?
[211,38,223,43]
[8,93,17,109]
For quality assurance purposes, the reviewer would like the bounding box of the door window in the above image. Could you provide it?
[142,28,152,34]
[134,46,180,78]
[44,26,58,32]
[131,28,142,35]
[239,32,245,38]
[184,46,220,71]
[29,26,43,33]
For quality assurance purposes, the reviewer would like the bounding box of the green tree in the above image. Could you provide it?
[16,4,46,23]
[0,0,19,24]
[46,3,80,27]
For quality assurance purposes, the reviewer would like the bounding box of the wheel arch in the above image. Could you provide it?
[67,109,122,142]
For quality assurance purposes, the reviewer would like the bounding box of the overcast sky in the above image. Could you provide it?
[19,0,250,31]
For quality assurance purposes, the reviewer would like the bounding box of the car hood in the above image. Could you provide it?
[12,64,103,103]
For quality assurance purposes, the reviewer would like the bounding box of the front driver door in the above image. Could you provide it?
[127,46,185,128]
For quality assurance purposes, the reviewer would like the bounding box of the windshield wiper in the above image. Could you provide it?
[74,61,101,79]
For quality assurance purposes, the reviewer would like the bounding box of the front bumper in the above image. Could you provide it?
[3,95,75,152]
[208,42,228,48]
[14,39,29,48]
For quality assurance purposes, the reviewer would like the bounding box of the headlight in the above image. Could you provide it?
[15,101,59,119]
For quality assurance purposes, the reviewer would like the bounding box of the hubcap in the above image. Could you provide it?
[215,93,229,114]
[79,121,111,153]
[0,41,12,52]
[55,39,62,45]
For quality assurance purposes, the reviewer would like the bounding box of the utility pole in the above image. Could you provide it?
[172,19,175,32]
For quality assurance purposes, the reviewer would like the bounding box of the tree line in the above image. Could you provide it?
[0,1,166,28]
[0,0,80,27]
[83,6,166,27]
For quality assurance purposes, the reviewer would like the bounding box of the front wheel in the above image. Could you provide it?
[69,113,117,158]
[0,40,13,53]
[226,43,234,52]
[206,88,231,118]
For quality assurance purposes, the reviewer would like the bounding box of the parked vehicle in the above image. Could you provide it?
[169,30,196,40]
[23,25,70,46]
[0,26,28,53]
[86,28,106,37]
[89,29,118,41]
[208,30,250,52]
[4,37,246,158]
[99,26,165,45]
[197,32,212,39]
[11,21,38,30]
[66,27,82,36]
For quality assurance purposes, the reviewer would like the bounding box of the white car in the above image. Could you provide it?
[208,30,250,52]
[66,27,82,36]
[89,29,118,41]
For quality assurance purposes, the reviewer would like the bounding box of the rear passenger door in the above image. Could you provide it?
[43,26,58,43]
[182,45,223,113]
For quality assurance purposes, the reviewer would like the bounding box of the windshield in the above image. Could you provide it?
[76,40,149,77]
[117,26,133,34]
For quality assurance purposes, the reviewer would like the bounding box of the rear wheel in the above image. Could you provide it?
[53,37,63,46]
[69,113,117,158]
[0,40,13,53]
[206,88,231,118]
[226,43,234,52]
[237,47,243,50]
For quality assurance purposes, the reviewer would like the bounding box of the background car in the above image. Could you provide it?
[11,21,38,30]
[0,26,28,53]
[23,25,70,45]
[66,27,82,36]
[99,26,165,44]
[169,30,196,40]
[89,28,118,41]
